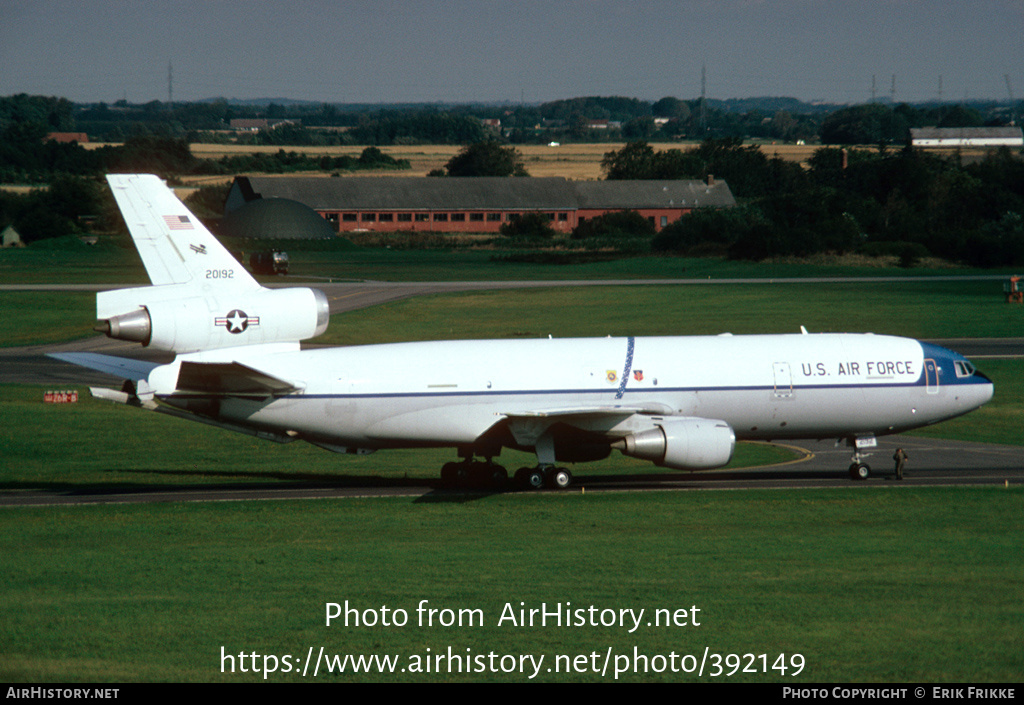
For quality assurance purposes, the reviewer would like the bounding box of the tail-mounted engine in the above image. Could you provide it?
[96,283,330,354]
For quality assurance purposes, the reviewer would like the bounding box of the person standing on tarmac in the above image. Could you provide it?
[893,448,908,480]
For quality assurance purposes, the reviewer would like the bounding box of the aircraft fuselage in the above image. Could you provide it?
[157,333,993,453]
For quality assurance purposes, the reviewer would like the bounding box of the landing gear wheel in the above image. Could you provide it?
[849,463,871,481]
[467,461,490,487]
[550,468,573,490]
[441,462,460,484]
[525,469,546,490]
[486,463,508,488]
[514,467,532,486]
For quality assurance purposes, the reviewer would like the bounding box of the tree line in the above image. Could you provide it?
[7,92,1020,146]
[605,140,1024,267]
[473,138,1024,268]
[0,126,408,185]
[0,130,407,243]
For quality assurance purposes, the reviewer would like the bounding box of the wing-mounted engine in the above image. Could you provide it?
[96,284,330,354]
[612,416,735,470]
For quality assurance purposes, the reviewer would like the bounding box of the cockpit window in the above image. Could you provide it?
[954,361,976,378]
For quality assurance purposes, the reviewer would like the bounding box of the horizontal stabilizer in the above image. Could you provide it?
[176,361,299,397]
[47,352,160,382]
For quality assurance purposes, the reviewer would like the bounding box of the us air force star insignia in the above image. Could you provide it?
[215,309,260,334]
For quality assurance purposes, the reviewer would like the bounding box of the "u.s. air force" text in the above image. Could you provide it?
[800,360,915,378]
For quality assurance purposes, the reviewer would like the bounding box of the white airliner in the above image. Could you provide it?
[53,174,994,488]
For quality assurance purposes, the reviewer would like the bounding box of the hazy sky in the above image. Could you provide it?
[2,0,1022,105]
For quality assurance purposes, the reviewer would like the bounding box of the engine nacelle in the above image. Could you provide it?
[613,417,735,470]
[96,284,329,354]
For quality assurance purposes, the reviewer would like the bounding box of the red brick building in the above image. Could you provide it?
[227,176,735,235]
[45,132,89,144]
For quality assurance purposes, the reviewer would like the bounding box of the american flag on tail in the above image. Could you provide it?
[162,214,194,230]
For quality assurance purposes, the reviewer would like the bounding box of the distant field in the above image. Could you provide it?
[66,140,998,190]
[85,141,986,188]
[184,142,666,183]
[181,141,852,183]
[83,142,829,186]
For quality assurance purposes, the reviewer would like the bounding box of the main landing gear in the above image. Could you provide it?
[513,466,573,490]
[440,459,508,488]
[440,459,574,490]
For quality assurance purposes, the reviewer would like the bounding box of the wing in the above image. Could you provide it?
[500,402,674,449]
[502,402,673,420]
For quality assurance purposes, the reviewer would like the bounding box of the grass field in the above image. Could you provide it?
[1,261,1020,348]
[8,233,1016,287]
[0,292,97,346]
[1,487,1021,682]
[316,279,1023,345]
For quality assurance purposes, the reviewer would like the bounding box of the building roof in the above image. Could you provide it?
[230,176,735,212]
[220,197,335,239]
[911,126,1023,139]
[233,176,578,211]
[573,179,734,209]
[910,127,1024,146]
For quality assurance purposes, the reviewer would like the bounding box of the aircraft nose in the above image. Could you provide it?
[977,373,995,405]
[962,369,994,409]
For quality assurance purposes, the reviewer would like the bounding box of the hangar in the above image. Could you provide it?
[226,176,735,235]
[219,197,334,240]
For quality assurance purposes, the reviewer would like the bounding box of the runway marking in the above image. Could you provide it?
[741,441,816,469]
[329,291,369,301]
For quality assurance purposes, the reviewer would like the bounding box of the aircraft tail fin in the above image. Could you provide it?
[106,174,258,290]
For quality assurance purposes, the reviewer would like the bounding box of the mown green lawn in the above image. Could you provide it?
[3,278,1019,347]
[1,487,1021,682]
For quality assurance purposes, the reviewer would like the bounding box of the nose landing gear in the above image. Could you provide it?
[845,436,876,481]
[849,462,871,480]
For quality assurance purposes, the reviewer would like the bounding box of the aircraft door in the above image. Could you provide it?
[924,358,939,395]
[773,362,794,399]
